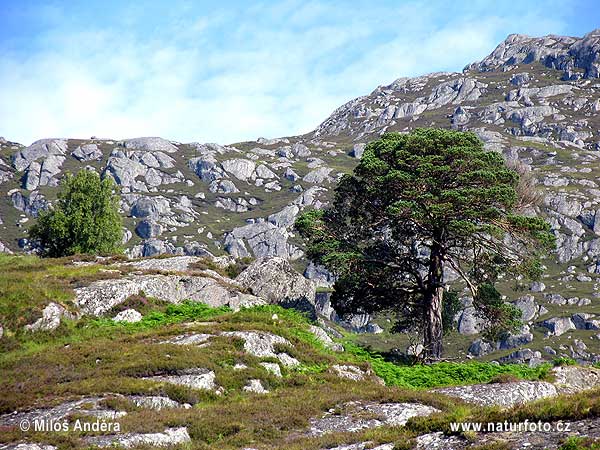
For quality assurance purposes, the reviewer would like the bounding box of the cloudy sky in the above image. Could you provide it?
[0,0,598,146]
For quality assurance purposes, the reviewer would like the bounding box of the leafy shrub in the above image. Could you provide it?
[29,170,123,257]
[553,357,577,367]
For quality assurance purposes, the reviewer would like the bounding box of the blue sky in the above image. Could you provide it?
[0,0,598,145]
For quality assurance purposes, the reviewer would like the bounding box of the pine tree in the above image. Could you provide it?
[296,128,554,358]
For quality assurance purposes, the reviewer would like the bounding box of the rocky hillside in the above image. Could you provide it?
[1,29,600,363]
[2,252,600,449]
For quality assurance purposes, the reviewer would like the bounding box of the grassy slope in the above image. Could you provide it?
[2,254,591,449]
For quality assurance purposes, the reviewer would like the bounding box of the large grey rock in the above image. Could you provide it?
[468,339,493,356]
[224,221,302,260]
[303,167,333,184]
[221,331,300,367]
[498,325,534,350]
[113,309,142,323]
[436,381,557,407]
[551,366,600,394]
[0,241,13,254]
[308,325,343,352]
[11,190,48,217]
[243,379,269,394]
[71,143,103,161]
[145,368,219,391]
[350,143,366,158]
[24,302,73,332]
[267,205,299,228]
[541,317,576,336]
[74,274,263,316]
[0,397,125,428]
[498,348,544,366]
[124,255,210,272]
[222,159,256,181]
[12,139,68,172]
[457,307,484,335]
[309,401,439,436]
[236,257,316,313]
[512,295,542,322]
[467,30,600,80]
[86,427,191,448]
[122,137,179,153]
[304,262,336,287]
[135,219,163,239]
[128,395,191,410]
[130,196,171,218]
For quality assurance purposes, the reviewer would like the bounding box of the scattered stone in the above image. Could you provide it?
[259,362,282,377]
[145,368,219,392]
[308,325,344,352]
[24,303,73,332]
[128,395,191,410]
[243,379,269,394]
[112,309,142,323]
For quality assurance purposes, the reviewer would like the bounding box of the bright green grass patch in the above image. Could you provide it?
[88,301,231,332]
[345,342,551,389]
[560,436,600,450]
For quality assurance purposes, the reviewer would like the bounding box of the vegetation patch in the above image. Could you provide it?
[344,342,550,389]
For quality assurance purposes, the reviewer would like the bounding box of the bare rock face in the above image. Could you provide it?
[541,317,576,336]
[71,143,103,161]
[436,381,558,407]
[243,379,269,394]
[121,137,179,154]
[0,397,126,428]
[24,302,74,332]
[85,427,191,448]
[466,29,600,79]
[127,395,191,410]
[112,308,142,323]
[221,330,300,367]
[145,368,219,392]
[308,401,439,436]
[74,274,264,316]
[236,257,317,315]
[551,366,600,394]
[309,325,344,352]
[12,139,68,190]
[0,444,58,450]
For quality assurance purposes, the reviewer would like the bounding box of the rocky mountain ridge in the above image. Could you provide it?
[2,28,600,363]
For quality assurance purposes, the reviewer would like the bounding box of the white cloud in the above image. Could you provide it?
[0,1,572,146]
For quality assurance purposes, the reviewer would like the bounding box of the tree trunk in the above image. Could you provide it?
[423,241,445,359]
[423,284,444,359]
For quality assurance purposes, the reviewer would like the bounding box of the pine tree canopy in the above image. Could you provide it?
[296,128,554,357]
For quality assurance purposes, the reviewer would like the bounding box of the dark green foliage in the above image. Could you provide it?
[29,170,123,257]
[553,357,578,367]
[473,283,522,341]
[296,129,554,357]
[442,290,462,335]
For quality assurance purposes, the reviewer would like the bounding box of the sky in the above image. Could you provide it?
[0,0,598,146]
